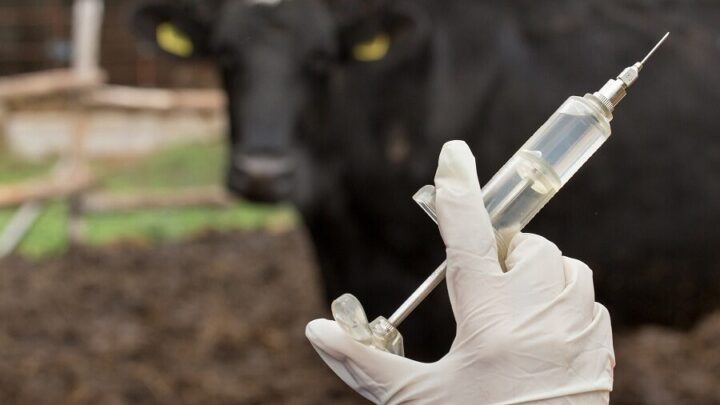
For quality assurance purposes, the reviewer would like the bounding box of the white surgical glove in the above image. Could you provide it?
[306,141,615,404]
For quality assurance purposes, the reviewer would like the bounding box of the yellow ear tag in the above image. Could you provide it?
[352,33,390,62]
[156,22,194,57]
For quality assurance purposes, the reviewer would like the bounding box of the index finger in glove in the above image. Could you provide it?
[434,141,505,327]
[434,141,501,274]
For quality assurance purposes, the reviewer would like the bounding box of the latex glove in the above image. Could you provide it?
[306,141,615,404]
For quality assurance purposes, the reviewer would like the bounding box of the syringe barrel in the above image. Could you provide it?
[487,95,612,257]
[520,95,612,184]
[416,95,612,261]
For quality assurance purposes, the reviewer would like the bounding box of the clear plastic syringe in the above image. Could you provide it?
[331,33,669,356]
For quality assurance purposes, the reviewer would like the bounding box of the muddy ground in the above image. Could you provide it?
[0,230,718,404]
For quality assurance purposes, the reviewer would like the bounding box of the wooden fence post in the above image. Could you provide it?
[72,0,104,80]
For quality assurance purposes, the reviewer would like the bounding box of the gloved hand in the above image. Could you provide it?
[306,141,615,404]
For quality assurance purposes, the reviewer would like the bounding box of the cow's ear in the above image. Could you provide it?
[130,2,213,59]
[335,2,429,67]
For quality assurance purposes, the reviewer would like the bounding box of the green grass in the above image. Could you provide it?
[0,201,68,258]
[0,141,298,259]
[0,150,55,184]
[83,203,296,247]
[98,142,227,191]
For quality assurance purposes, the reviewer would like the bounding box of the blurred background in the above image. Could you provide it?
[0,0,718,404]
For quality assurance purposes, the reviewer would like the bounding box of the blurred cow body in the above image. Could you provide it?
[132,0,720,359]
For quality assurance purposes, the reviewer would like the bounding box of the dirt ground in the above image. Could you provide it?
[0,230,718,404]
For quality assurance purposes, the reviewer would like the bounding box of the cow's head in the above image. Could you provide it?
[131,0,429,203]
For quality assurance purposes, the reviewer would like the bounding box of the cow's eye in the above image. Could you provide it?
[156,22,194,57]
[352,32,390,62]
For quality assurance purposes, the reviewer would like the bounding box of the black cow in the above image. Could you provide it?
[132,0,720,360]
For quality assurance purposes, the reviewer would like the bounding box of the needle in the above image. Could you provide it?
[640,32,670,67]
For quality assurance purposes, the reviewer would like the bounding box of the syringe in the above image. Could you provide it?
[331,33,670,356]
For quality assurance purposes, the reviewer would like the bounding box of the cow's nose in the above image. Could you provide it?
[227,154,295,202]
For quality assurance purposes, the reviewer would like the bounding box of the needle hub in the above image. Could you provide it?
[593,32,669,112]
